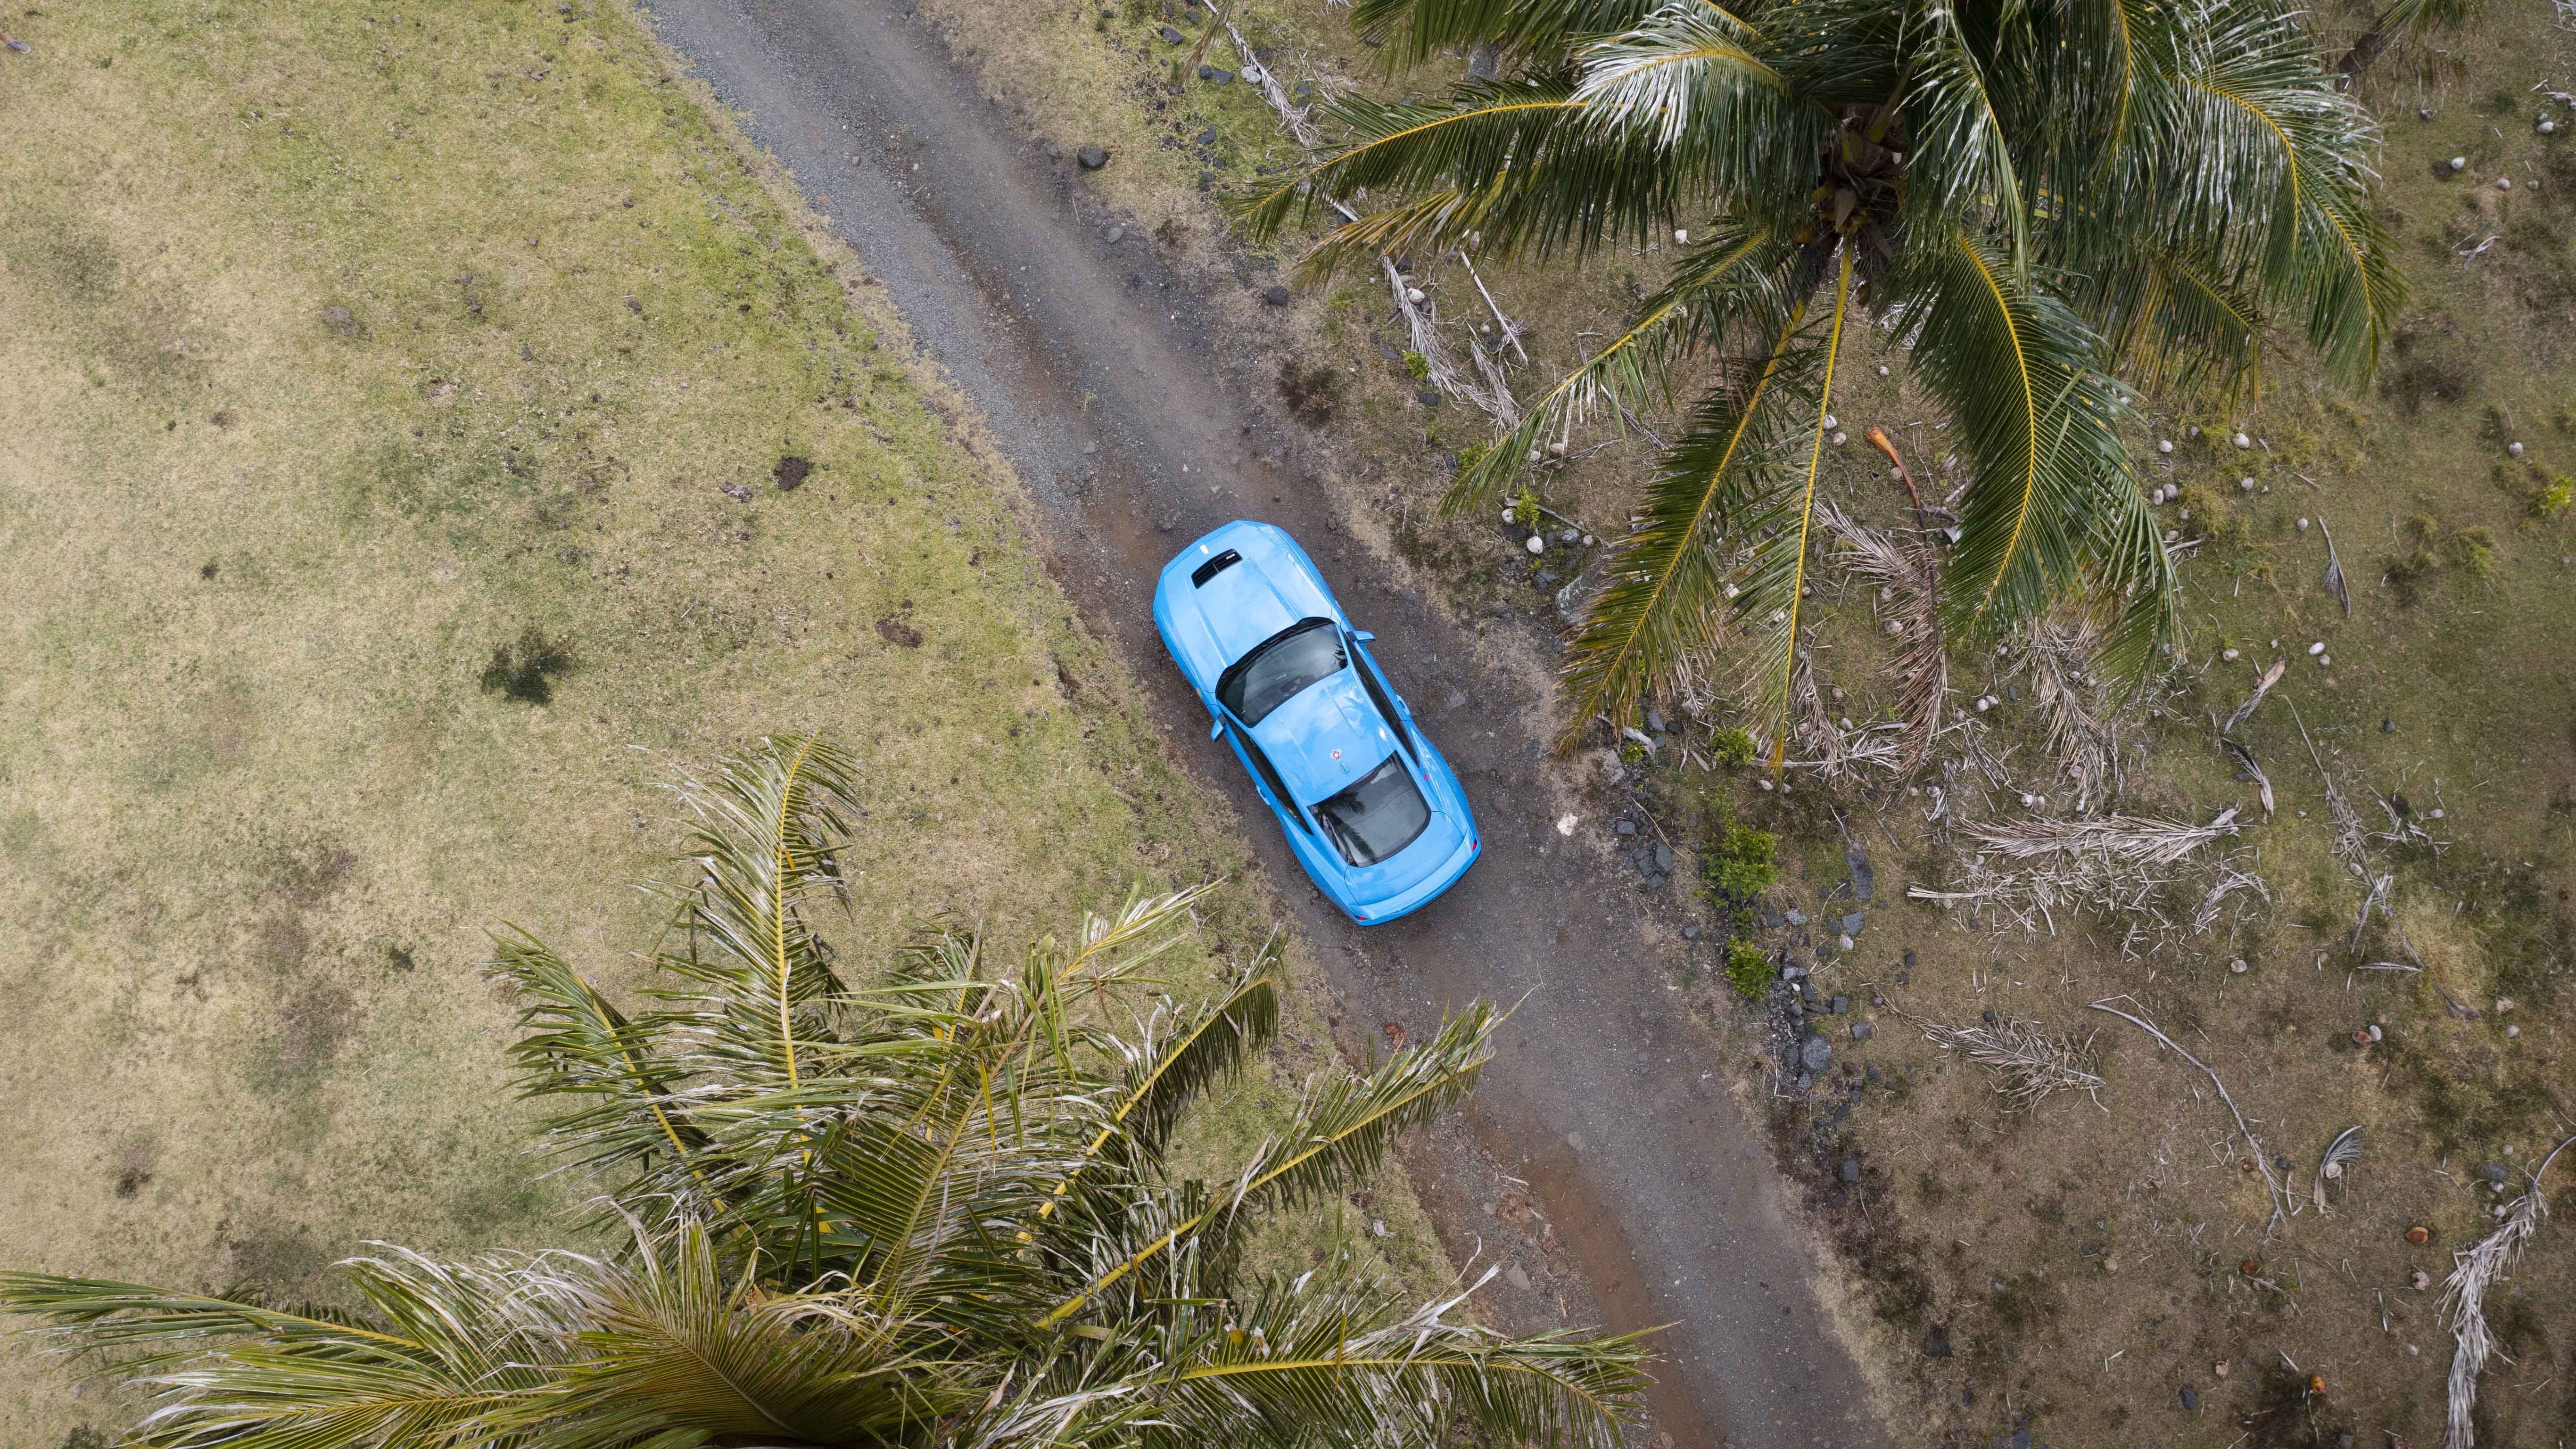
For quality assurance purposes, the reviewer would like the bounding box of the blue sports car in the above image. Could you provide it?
[1153,521,1479,924]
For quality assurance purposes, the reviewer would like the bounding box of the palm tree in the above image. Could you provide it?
[1245,0,2403,758]
[1,735,1646,1448]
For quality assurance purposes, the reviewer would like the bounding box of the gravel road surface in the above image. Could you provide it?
[637,2,1894,1443]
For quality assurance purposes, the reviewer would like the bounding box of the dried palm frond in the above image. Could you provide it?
[1907,1012,2105,1113]
[1964,808,2241,865]
[2311,1126,2363,1213]
[1785,631,1845,777]
[1909,812,2239,948]
[2222,656,2287,734]
[2017,615,2122,812]
[2220,738,2275,818]
[2441,1136,2572,1447]
[1819,501,1946,775]
[2290,700,2369,873]
[2192,860,2272,935]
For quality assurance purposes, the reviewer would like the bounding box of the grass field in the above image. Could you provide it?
[896,0,2576,1442]
[0,3,1445,1441]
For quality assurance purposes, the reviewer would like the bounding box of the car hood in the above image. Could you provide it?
[1155,523,1342,690]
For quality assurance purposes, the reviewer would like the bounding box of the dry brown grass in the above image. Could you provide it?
[0,3,1444,1441]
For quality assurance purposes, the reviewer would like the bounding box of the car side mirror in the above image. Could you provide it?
[1210,718,1225,740]
[1354,630,1376,643]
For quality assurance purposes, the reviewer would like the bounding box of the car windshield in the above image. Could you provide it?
[1217,617,1345,725]
[1311,754,1432,868]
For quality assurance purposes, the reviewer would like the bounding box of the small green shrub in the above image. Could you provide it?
[1701,822,1780,930]
[2446,525,2497,579]
[1511,487,1539,528]
[1403,349,1430,382]
[2535,475,2573,519]
[1709,727,1757,769]
[1618,741,1647,766]
[1725,940,1777,1000]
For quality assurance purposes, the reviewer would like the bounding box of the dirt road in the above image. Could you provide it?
[638,1,1892,1443]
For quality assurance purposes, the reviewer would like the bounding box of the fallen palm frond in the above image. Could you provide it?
[2220,738,2275,818]
[2320,516,2352,617]
[1819,501,1946,776]
[1378,252,1518,424]
[2311,1125,2364,1214]
[2017,615,2122,813]
[1785,632,1846,777]
[2441,1135,2573,1448]
[1904,1011,2105,1113]
[2221,657,2287,735]
[2089,995,2293,1233]
[2289,700,2369,873]
[2192,860,2272,935]
[1965,808,2241,865]
[1908,811,2240,948]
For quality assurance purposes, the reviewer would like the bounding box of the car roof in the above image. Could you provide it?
[1251,668,1401,805]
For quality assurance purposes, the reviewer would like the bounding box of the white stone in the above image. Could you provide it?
[1877,364,1890,377]
[2232,431,2251,449]
[2239,476,2256,491]
[1832,431,1848,446]
[1974,697,1991,713]
[1525,535,1544,554]
[2543,120,2559,134]
[2318,654,2330,667]
[1885,619,1904,635]
[2222,647,2240,661]
[2307,641,2326,655]
[1674,228,1690,244]
[1555,812,1578,837]
[1405,287,1426,304]
[2430,808,2444,819]
[1821,413,1838,430]
[2230,958,2248,973]
[2509,441,2525,457]
[2158,438,2173,454]
[2297,517,2310,531]
[2497,177,2513,191]
[2450,155,2468,171]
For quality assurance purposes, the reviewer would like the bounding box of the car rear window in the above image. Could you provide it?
[1311,754,1431,868]
[1217,617,1345,725]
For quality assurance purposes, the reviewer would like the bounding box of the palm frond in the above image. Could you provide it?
[1902,7,2031,272]
[2063,237,2270,396]
[2147,2,2403,386]
[487,934,727,1210]
[1555,243,1824,744]
[1348,0,1678,69]
[650,733,864,1097]
[1728,242,1855,767]
[1042,1002,1503,1327]
[1907,231,2170,662]
[1446,221,1795,511]
[1567,8,1801,193]
[1139,1268,1652,1449]
[1818,500,1946,774]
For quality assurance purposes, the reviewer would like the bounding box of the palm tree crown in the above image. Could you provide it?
[1,736,1648,1448]
[1246,0,2403,755]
